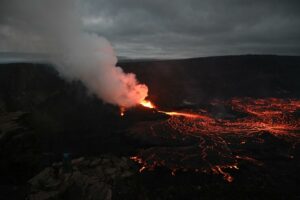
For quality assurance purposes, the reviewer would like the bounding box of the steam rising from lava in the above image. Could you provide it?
[0,0,148,108]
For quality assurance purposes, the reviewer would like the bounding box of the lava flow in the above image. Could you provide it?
[139,98,300,136]
[139,100,204,119]
[129,98,300,182]
[158,111,205,119]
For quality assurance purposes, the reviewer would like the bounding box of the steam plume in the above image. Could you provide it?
[0,0,148,108]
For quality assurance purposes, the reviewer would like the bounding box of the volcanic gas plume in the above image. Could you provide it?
[0,0,148,108]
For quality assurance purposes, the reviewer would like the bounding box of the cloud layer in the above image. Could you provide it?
[82,0,300,58]
[1,0,300,58]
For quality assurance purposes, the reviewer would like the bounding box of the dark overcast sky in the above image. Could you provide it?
[1,0,300,59]
[81,0,300,58]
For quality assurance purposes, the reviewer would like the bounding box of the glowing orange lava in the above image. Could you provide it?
[120,107,125,117]
[130,98,300,182]
[140,100,156,109]
[159,111,206,119]
[140,100,205,119]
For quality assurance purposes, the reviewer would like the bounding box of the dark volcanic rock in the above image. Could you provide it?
[0,111,41,200]
[120,55,300,107]
[0,56,300,199]
[28,155,134,200]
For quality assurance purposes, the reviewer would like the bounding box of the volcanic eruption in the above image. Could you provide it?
[1,0,300,199]
[1,0,149,109]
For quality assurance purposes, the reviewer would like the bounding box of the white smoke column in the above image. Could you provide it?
[0,0,148,108]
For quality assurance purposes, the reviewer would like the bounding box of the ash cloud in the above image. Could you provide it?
[0,0,148,108]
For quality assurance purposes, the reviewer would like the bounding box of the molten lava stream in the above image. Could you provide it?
[130,98,300,181]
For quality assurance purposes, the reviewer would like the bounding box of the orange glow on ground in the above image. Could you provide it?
[159,111,204,119]
[130,98,300,181]
[160,111,199,118]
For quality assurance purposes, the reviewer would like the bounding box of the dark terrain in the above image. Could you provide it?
[0,55,299,200]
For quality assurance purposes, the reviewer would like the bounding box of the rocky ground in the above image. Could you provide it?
[1,55,300,199]
[28,156,134,200]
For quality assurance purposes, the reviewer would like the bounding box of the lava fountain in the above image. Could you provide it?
[140,100,156,109]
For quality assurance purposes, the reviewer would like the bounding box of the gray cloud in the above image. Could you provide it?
[81,0,300,58]
[1,0,300,58]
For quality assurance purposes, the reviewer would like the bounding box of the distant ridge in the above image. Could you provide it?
[1,52,299,64]
[0,52,50,64]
